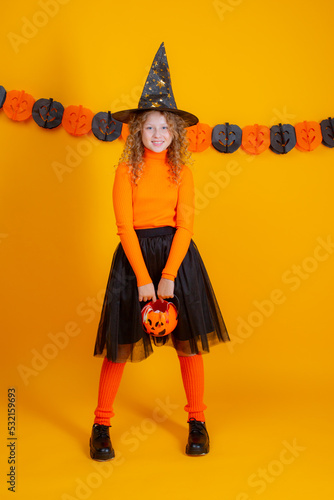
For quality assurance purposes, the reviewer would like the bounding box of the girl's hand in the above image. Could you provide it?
[157,277,174,300]
[138,282,157,303]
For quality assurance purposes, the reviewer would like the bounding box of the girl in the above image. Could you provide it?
[90,43,230,460]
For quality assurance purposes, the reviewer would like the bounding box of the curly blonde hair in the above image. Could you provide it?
[117,110,192,185]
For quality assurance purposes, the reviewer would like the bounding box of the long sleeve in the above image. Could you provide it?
[112,164,152,287]
[161,165,195,280]
[112,150,195,287]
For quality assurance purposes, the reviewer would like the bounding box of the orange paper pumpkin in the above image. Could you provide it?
[3,90,35,121]
[241,124,270,154]
[187,123,212,152]
[62,105,94,136]
[295,121,322,151]
[121,122,129,142]
[141,299,178,337]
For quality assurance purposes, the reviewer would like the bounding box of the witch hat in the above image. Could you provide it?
[112,42,198,127]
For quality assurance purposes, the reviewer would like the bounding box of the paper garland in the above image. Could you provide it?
[32,98,64,129]
[1,84,333,154]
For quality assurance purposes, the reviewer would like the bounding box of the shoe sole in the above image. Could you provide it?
[185,445,210,456]
[90,439,115,461]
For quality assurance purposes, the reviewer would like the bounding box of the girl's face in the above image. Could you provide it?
[141,111,173,152]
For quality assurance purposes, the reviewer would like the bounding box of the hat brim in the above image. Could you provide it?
[111,107,199,127]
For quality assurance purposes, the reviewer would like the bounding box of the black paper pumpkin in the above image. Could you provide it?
[0,85,6,108]
[270,123,296,154]
[32,98,64,129]
[212,123,242,153]
[320,117,334,148]
[92,111,122,142]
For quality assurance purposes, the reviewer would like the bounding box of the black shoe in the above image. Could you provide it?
[90,424,115,461]
[185,418,210,456]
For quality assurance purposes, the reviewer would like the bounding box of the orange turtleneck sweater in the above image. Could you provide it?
[112,147,195,287]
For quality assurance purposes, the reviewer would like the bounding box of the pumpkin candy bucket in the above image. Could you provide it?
[141,297,179,337]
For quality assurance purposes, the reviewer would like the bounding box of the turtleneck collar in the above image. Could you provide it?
[143,146,168,161]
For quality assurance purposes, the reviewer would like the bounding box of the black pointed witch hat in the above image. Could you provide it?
[112,42,198,127]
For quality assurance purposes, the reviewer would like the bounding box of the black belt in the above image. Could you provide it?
[135,226,176,238]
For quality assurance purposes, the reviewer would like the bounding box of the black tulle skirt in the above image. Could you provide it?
[94,226,230,362]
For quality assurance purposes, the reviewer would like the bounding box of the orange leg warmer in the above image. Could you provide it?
[178,353,207,422]
[94,358,126,426]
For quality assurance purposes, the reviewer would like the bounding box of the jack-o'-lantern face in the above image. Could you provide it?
[270,123,296,154]
[62,105,94,136]
[320,117,334,148]
[32,98,64,129]
[187,123,212,152]
[141,299,178,337]
[92,111,122,142]
[212,123,242,153]
[242,124,270,154]
[3,90,35,121]
[295,121,322,151]
[144,311,167,336]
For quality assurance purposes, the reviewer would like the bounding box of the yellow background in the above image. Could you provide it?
[1,0,334,498]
